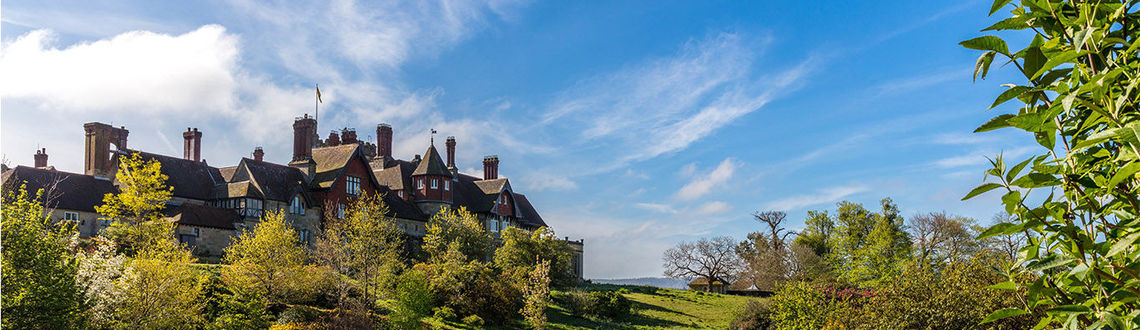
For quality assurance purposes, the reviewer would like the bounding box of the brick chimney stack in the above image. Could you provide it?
[292,115,317,161]
[84,122,129,178]
[183,128,202,162]
[376,124,393,159]
[483,156,499,180]
[341,128,358,144]
[326,131,341,146]
[253,147,264,162]
[34,148,48,168]
[446,136,456,169]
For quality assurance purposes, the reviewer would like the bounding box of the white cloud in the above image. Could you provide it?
[673,158,738,201]
[693,201,731,215]
[526,174,578,192]
[1,25,239,114]
[763,184,869,211]
[635,203,677,214]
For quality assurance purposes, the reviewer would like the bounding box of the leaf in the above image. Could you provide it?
[1001,190,1022,214]
[1034,131,1056,149]
[1006,157,1033,184]
[990,86,1031,109]
[974,51,997,82]
[1108,162,1140,188]
[963,183,1004,201]
[986,281,1018,290]
[978,222,1020,240]
[983,16,1029,31]
[1027,254,1076,272]
[1073,127,1124,150]
[975,114,1016,132]
[961,36,1010,56]
[1046,304,1091,314]
[981,308,1028,324]
[989,0,1015,15]
[1031,50,1082,80]
[1105,232,1140,258]
[1072,27,1095,49]
[1021,47,1045,80]
[1101,311,1125,330]
[1012,173,1061,188]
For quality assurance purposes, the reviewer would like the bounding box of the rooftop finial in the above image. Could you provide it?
[430,128,437,145]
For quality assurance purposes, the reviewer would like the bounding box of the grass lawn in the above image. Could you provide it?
[546,284,760,329]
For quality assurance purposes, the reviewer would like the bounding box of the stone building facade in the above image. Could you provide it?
[2,115,584,278]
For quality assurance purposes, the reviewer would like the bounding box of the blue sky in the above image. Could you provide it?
[1,0,1034,278]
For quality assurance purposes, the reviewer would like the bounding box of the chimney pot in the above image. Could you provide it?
[182,127,203,162]
[292,115,317,161]
[34,148,48,168]
[446,136,456,169]
[341,128,358,144]
[253,147,264,162]
[326,131,341,146]
[483,155,499,180]
[376,124,393,159]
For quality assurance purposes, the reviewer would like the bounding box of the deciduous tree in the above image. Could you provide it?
[223,210,306,305]
[95,152,176,255]
[314,192,405,309]
[662,236,744,292]
[423,206,494,262]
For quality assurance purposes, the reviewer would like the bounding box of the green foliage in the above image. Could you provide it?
[314,192,405,309]
[495,226,576,287]
[209,290,274,330]
[390,268,434,328]
[222,209,306,305]
[1,184,88,329]
[962,0,1140,327]
[275,305,323,326]
[423,206,494,262]
[769,282,836,330]
[827,199,912,286]
[416,243,522,325]
[555,290,633,321]
[522,259,552,329]
[793,210,832,256]
[432,306,457,321]
[461,314,485,326]
[729,300,774,330]
[96,152,176,255]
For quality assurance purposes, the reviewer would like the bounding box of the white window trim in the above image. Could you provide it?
[417,179,424,189]
[431,178,438,189]
[444,180,450,191]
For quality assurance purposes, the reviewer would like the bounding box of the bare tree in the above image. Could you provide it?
[987,212,1027,262]
[753,211,794,251]
[909,211,978,266]
[663,236,744,292]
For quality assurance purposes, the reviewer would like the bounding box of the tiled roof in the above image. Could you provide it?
[240,158,309,202]
[514,193,546,227]
[473,178,509,195]
[1,166,117,212]
[452,175,497,213]
[309,144,361,189]
[219,166,238,182]
[373,160,415,191]
[164,203,239,230]
[125,150,224,201]
[379,187,426,221]
[412,145,450,176]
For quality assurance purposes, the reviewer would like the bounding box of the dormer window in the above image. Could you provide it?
[346,176,361,196]
[444,180,450,191]
[431,178,438,189]
[290,195,305,215]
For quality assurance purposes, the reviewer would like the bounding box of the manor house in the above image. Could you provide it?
[1,116,584,279]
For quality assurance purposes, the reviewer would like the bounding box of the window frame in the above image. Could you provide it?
[346,176,361,196]
[431,178,438,189]
[444,180,450,191]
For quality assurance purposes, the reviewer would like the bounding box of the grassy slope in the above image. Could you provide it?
[425,284,761,329]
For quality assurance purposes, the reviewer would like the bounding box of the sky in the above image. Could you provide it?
[0,0,1036,279]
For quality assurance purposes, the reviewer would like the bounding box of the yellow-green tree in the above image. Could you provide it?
[95,152,176,256]
[521,259,551,330]
[114,253,208,328]
[423,207,494,262]
[314,192,405,309]
[494,226,575,287]
[1,185,87,328]
[223,209,306,305]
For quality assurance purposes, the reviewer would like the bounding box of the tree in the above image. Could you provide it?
[423,206,494,262]
[828,199,911,286]
[95,152,176,255]
[314,192,405,309]
[908,212,980,267]
[737,211,797,291]
[2,185,87,328]
[662,236,744,292]
[494,226,575,287]
[794,210,833,257]
[962,0,1139,326]
[521,259,551,330]
[223,209,307,305]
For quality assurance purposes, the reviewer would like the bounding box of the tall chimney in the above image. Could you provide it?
[83,122,129,178]
[326,131,341,146]
[252,147,264,162]
[183,128,202,162]
[34,148,48,168]
[446,136,456,169]
[483,156,499,180]
[341,128,358,144]
[376,124,392,159]
[293,115,317,161]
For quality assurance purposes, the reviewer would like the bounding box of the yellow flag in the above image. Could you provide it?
[316,85,323,103]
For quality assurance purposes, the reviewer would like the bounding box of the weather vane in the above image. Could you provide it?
[430,128,437,145]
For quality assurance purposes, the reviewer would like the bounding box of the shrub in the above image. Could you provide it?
[277,305,322,325]
[461,315,484,326]
[390,269,433,328]
[769,282,834,329]
[730,300,774,330]
[591,291,632,320]
[210,290,274,330]
[432,306,457,321]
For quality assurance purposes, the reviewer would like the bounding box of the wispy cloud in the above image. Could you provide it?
[635,203,677,214]
[673,158,738,201]
[525,173,579,192]
[762,184,869,211]
[694,201,731,215]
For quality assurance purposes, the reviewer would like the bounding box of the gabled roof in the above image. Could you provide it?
[412,145,450,177]
[378,187,427,221]
[451,175,497,213]
[373,160,416,191]
[473,178,510,195]
[124,150,224,201]
[219,166,238,182]
[309,144,380,190]
[514,193,546,227]
[164,203,239,230]
[1,166,117,213]
[239,158,309,202]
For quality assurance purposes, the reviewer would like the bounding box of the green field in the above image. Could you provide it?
[425,284,761,329]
